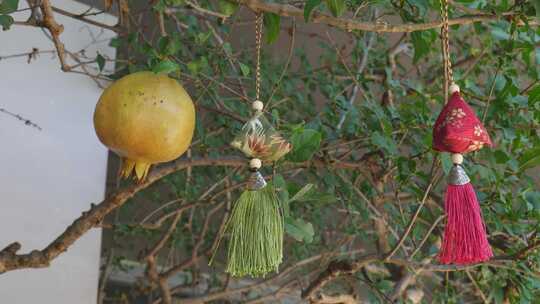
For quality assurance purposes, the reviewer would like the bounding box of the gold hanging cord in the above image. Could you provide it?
[440,0,453,104]
[255,13,263,103]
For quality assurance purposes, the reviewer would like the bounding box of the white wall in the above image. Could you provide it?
[0,1,116,303]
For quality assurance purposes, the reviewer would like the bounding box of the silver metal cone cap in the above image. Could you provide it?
[448,164,470,185]
[247,171,267,190]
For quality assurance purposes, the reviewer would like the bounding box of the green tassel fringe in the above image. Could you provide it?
[224,185,284,278]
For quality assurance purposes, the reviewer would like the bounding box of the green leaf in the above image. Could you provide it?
[439,153,451,175]
[187,61,199,74]
[491,27,510,41]
[305,192,336,204]
[284,217,314,243]
[411,31,430,63]
[528,84,540,104]
[152,60,179,74]
[196,31,212,45]
[186,57,208,74]
[287,128,322,162]
[304,0,322,22]
[222,42,233,56]
[273,175,289,217]
[289,184,314,202]
[293,188,336,204]
[0,0,18,14]
[157,36,181,56]
[96,53,105,71]
[408,0,428,17]
[141,42,159,58]
[370,131,398,155]
[534,0,540,23]
[239,62,250,77]
[152,0,167,12]
[493,150,510,164]
[489,283,504,304]
[524,191,540,211]
[325,0,345,17]
[109,37,121,48]
[263,13,280,44]
[0,14,13,30]
[518,148,540,170]
[218,0,238,16]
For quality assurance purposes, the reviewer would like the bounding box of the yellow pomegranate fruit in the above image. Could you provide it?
[94,71,196,181]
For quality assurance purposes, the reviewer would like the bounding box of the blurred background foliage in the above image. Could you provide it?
[105,0,540,302]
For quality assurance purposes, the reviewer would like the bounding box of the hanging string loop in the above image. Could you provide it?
[439,0,455,104]
[253,13,264,113]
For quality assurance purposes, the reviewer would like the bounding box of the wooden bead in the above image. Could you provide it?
[249,158,262,169]
[252,100,264,111]
[449,83,460,94]
[451,153,463,164]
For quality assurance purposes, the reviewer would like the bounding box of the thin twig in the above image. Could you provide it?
[410,215,445,259]
[336,27,375,130]
[385,171,437,260]
[51,6,120,33]
[0,108,42,130]
[466,270,489,303]
[481,63,501,123]
[267,21,296,107]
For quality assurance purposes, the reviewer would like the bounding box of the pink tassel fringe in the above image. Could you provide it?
[439,183,493,264]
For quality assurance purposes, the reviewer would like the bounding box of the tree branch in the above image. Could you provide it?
[51,6,120,33]
[0,156,366,274]
[301,254,516,300]
[314,293,357,304]
[29,0,70,72]
[0,157,240,274]
[234,0,534,33]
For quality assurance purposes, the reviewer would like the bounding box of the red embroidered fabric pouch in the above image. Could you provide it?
[433,92,492,153]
